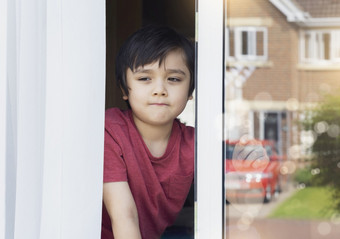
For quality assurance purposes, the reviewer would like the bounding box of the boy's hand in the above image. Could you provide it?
[103,182,142,239]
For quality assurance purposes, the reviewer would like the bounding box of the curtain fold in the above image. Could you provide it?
[2,0,106,238]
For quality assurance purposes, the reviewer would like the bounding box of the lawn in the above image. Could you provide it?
[269,187,338,220]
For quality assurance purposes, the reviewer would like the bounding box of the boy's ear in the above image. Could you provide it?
[188,95,193,100]
[120,86,128,100]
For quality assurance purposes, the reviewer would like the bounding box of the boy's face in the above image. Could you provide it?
[124,49,192,128]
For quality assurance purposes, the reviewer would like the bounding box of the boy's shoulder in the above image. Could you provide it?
[175,119,195,142]
[105,107,130,128]
[176,118,194,130]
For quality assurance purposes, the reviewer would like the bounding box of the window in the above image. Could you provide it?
[225,1,340,239]
[227,27,268,61]
[300,30,340,63]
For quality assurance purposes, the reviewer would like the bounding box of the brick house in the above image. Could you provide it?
[225,0,340,158]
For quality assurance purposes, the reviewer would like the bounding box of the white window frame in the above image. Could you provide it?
[228,26,268,61]
[196,0,224,238]
[300,29,340,64]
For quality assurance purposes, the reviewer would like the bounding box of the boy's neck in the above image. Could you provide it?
[132,116,174,158]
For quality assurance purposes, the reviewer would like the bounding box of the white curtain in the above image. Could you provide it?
[1,0,106,238]
[0,0,8,237]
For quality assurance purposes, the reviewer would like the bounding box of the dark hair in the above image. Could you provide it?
[115,25,195,97]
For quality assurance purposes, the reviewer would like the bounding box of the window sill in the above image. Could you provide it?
[226,60,273,68]
[298,63,340,71]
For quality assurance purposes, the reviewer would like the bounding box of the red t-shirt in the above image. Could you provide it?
[101,108,194,239]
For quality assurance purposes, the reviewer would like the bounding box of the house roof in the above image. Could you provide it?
[270,0,340,26]
[293,0,340,18]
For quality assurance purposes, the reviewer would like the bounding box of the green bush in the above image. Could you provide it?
[293,167,313,186]
[301,93,340,212]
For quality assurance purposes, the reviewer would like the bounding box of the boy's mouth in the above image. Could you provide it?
[150,103,169,106]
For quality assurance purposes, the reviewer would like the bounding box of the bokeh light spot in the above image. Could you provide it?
[300,130,317,148]
[314,121,329,134]
[280,161,296,175]
[327,124,340,138]
[311,168,320,175]
[286,98,299,111]
[280,166,288,175]
[297,183,305,189]
[317,222,331,236]
[331,213,340,225]
[288,145,301,160]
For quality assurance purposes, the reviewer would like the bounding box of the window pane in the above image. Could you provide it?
[229,30,235,57]
[304,33,311,59]
[323,33,331,60]
[256,31,264,56]
[316,33,322,59]
[335,32,340,59]
[224,1,340,239]
[242,31,249,55]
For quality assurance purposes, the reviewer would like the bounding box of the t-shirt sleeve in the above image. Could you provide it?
[103,128,128,183]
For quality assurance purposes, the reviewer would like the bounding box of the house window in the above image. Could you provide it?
[300,30,340,63]
[227,27,268,61]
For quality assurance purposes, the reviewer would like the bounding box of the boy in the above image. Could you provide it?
[101,25,195,239]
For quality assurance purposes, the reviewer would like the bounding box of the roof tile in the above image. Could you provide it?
[294,0,340,18]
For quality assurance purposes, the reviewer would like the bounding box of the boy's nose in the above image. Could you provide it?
[152,81,168,96]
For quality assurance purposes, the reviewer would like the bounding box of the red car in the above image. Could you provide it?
[225,139,282,203]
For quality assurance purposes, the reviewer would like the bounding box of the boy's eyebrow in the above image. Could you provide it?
[166,69,187,76]
[133,68,187,76]
[133,68,152,74]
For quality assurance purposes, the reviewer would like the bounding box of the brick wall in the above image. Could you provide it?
[228,0,299,102]
[298,70,340,103]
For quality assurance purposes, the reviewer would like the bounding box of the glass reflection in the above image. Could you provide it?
[224,0,340,238]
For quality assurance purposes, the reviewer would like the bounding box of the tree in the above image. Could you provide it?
[302,94,340,211]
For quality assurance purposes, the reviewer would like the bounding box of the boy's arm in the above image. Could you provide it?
[103,182,142,239]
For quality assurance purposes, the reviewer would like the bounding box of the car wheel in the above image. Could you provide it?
[276,176,283,193]
[264,185,272,203]
[275,181,282,194]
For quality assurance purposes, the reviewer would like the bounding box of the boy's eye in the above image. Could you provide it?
[168,77,181,82]
[138,77,151,81]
